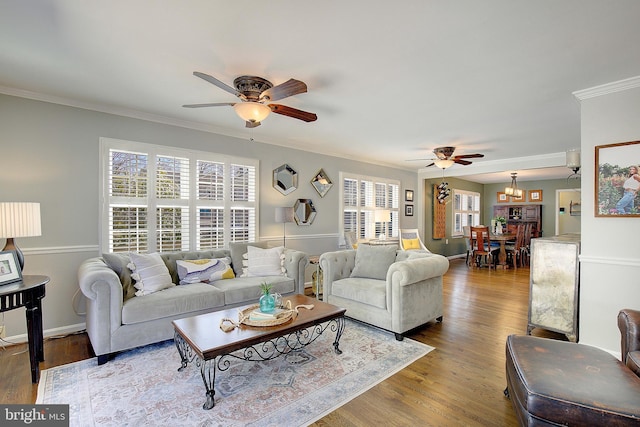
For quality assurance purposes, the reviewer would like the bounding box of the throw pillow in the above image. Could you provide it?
[229,241,269,277]
[350,244,397,280]
[241,246,286,277]
[128,252,175,296]
[102,252,137,302]
[402,238,421,250]
[176,257,234,284]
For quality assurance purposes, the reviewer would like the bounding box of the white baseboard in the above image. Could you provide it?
[3,323,86,345]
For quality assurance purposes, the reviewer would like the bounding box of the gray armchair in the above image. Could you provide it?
[319,247,449,340]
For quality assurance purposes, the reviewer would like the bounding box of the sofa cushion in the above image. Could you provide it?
[128,252,175,296]
[211,275,295,305]
[242,246,286,277]
[350,244,396,280]
[176,257,234,284]
[229,241,269,276]
[121,283,225,324]
[332,277,387,309]
[102,252,136,302]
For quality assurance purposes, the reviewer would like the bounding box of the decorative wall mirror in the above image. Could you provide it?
[273,164,298,195]
[293,199,317,225]
[311,168,333,198]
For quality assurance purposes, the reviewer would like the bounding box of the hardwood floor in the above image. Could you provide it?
[0,258,556,425]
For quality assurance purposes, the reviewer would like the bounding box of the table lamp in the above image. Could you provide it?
[375,209,391,240]
[275,207,295,247]
[0,202,42,269]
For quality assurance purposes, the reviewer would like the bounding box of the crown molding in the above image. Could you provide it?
[573,75,640,100]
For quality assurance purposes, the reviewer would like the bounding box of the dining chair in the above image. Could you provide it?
[470,226,495,268]
[505,224,525,269]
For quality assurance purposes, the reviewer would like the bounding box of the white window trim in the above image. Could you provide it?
[339,171,400,241]
[451,188,481,237]
[99,137,259,253]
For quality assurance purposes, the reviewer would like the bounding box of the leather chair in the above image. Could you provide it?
[505,309,640,426]
[619,308,640,376]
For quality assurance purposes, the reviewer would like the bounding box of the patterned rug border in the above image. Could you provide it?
[37,320,435,426]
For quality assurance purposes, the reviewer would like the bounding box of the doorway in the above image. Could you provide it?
[555,189,581,235]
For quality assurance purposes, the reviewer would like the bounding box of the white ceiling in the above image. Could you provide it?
[2,1,640,182]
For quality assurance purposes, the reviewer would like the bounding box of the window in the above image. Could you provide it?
[100,138,258,253]
[341,173,399,240]
[452,189,481,236]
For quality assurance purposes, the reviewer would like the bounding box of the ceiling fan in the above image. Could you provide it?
[183,72,318,128]
[408,146,485,168]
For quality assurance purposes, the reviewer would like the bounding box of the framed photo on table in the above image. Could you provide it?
[0,250,22,285]
[595,140,640,217]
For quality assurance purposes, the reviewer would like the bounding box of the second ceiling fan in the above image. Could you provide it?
[183,72,318,128]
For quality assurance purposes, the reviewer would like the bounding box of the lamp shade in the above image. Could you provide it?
[0,202,42,238]
[374,209,391,223]
[275,207,295,223]
[233,102,271,123]
[566,149,580,168]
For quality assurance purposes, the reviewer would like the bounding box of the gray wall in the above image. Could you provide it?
[579,83,640,352]
[0,93,418,339]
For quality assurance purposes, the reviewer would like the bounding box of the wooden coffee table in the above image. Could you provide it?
[172,294,346,409]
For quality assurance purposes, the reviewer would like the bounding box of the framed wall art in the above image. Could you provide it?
[405,204,414,216]
[529,189,543,202]
[595,140,640,217]
[0,250,22,285]
[497,192,509,203]
[405,189,414,202]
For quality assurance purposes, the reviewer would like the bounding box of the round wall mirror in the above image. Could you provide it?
[273,164,298,195]
[293,199,317,225]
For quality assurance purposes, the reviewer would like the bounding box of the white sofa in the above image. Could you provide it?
[78,242,308,364]
[319,245,449,340]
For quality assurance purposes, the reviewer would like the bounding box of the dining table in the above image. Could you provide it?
[490,233,516,269]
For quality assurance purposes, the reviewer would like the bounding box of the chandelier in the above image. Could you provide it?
[505,172,523,198]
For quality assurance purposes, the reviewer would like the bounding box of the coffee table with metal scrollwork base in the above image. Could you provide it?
[172,294,346,410]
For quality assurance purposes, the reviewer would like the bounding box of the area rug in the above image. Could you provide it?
[37,320,434,426]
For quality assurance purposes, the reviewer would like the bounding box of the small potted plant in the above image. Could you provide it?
[259,282,276,313]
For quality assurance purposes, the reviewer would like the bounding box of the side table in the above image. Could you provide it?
[0,275,49,382]
[309,255,322,300]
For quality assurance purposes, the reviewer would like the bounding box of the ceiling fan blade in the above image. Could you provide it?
[425,162,435,168]
[454,153,485,159]
[182,102,235,108]
[193,72,245,99]
[260,79,307,102]
[269,104,318,122]
[406,158,437,161]
[454,158,472,165]
[245,121,261,128]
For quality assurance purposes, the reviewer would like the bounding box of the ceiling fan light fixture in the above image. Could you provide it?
[233,102,271,123]
[434,159,455,169]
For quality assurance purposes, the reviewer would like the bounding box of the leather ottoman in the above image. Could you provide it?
[505,334,640,426]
